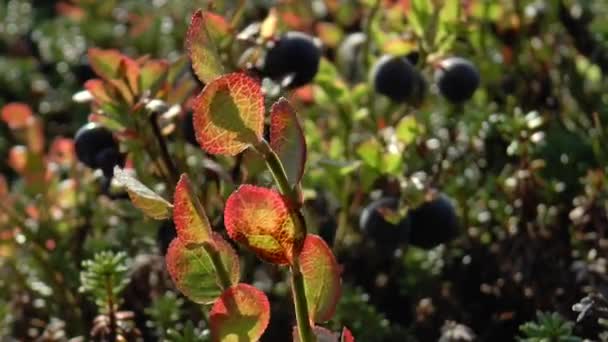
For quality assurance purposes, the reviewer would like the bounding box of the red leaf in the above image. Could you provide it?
[269,98,307,186]
[299,234,341,322]
[341,327,355,342]
[193,73,264,155]
[166,233,240,304]
[187,10,229,84]
[173,174,213,244]
[210,283,270,342]
[224,185,299,265]
[1,102,33,129]
[119,56,140,95]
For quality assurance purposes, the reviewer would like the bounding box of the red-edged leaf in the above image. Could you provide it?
[166,233,240,304]
[119,56,140,95]
[224,185,298,265]
[293,326,339,342]
[139,59,169,95]
[210,283,270,342]
[1,102,33,129]
[193,73,264,155]
[300,234,341,323]
[85,79,114,104]
[341,327,355,342]
[269,98,307,186]
[187,10,229,84]
[88,48,123,81]
[173,174,212,244]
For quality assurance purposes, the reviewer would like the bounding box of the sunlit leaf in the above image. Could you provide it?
[119,56,140,95]
[224,185,299,265]
[139,59,169,95]
[113,167,173,220]
[85,79,114,104]
[193,73,264,155]
[173,174,212,244]
[356,138,382,170]
[187,10,229,84]
[166,233,240,304]
[1,102,32,130]
[395,115,421,146]
[88,48,123,81]
[210,283,270,342]
[299,234,341,323]
[269,98,307,186]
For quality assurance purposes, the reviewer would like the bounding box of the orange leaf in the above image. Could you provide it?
[224,185,298,265]
[166,233,240,304]
[187,10,229,84]
[139,59,169,95]
[173,174,212,244]
[300,234,341,323]
[193,73,264,156]
[210,283,270,342]
[269,98,307,186]
[119,56,140,95]
[1,102,33,129]
[85,79,113,104]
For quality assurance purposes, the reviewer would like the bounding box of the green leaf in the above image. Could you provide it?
[210,284,270,342]
[395,115,421,146]
[166,234,240,305]
[300,234,341,323]
[113,166,173,220]
[356,138,382,170]
[187,10,229,84]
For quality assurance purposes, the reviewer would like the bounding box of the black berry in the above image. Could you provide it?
[408,193,459,249]
[94,147,124,178]
[337,32,366,83]
[157,220,177,255]
[435,57,480,104]
[74,123,118,168]
[359,197,410,248]
[263,31,321,88]
[371,55,420,103]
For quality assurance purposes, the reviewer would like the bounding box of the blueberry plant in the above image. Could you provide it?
[1,0,608,341]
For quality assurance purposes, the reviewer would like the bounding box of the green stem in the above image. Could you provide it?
[252,140,313,341]
[203,241,232,289]
[291,259,315,342]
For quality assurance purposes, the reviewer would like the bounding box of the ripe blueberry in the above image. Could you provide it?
[435,57,480,104]
[408,193,459,249]
[359,197,410,248]
[371,55,422,103]
[337,32,366,83]
[75,123,117,167]
[262,31,321,88]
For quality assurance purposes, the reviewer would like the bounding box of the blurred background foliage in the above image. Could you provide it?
[0,0,608,341]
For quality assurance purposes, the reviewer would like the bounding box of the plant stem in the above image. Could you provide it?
[252,140,313,341]
[106,275,117,342]
[203,241,233,290]
[149,113,179,188]
[291,259,315,342]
